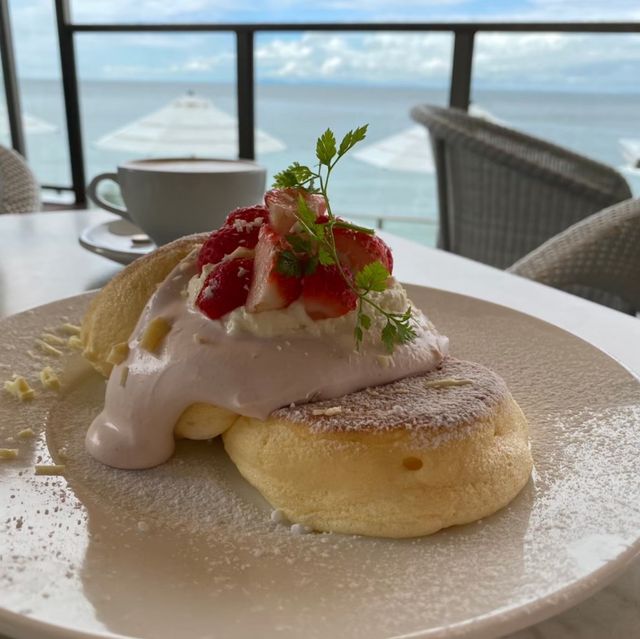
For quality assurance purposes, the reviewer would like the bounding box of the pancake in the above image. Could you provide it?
[223,358,532,538]
[81,233,532,537]
[81,233,207,378]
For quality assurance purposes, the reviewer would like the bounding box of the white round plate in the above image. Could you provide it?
[1,287,639,639]
[79,219,156,265]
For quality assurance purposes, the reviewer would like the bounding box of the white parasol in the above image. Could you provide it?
[95,92,285,157]
[353,104,502,175]
[620,138,640,169]
[0,110,57,137]
[353,125,434,174]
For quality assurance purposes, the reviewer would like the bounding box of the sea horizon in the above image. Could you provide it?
[4,78,639,246]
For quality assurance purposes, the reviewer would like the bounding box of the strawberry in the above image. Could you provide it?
[302,264,357,320]
[246,225,302,312]
[225,205,267,230]
[333,227,393,275]
[264,188,327,235]
[196,258,254,320]
[197,224,260,273]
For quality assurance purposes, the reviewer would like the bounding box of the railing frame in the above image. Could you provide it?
[0,0,25,156]
[1,10,639,205]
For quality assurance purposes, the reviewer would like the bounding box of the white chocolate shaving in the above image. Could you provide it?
[312,406,343,416]
[40,332,66,347]
[35,339,63,357]
[107,342,129,366]
[67,335,83,351]
[34,464,66,476]
[4,375,35,401]
[139,317,172,353]
[60,322,81,335]
[39,366,61,390]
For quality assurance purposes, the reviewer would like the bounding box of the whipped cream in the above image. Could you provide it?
[86,256,449,469]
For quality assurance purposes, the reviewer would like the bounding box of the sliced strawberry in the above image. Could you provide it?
[333,227,393,275]
[264,188,327,235]
[246,225,302,313]
[197,225,260,273]
[196,258,254,320]
[302,264,357,320]
[225,205,267,230]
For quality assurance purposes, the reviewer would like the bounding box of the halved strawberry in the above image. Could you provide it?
[225,205,267,230]
[196,257,254,320]
[333,227,393,275]
[264,188,327,235]
[246,225,302,313]
[197,224,261,273]
[302,264,357,320]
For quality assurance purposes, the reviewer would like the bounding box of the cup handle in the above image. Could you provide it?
[87,172,131,220]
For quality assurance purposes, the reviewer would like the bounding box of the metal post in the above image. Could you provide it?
[0,0,26,156]
[55,0,86,205]
[236,30,255,160]
[449,30,475,110]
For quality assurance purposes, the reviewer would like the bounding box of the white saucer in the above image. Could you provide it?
[79,219,156,265]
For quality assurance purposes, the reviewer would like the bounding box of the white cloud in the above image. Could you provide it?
[508,0,640,21]
[69,0,238,22]
[473,32,640,87]
[249,30,640,90]
[7,0,640,90]
[255,33,453,83]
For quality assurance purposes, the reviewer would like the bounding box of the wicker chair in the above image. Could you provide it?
[410,104,632,269]
[0,145,40,213]
[508,198,640,314]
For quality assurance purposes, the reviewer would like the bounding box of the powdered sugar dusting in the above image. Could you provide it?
[273,358,508,442]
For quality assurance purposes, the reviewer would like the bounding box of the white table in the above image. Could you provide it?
[1,210,639,639]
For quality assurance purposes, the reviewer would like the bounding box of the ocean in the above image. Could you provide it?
[8,79,640,246]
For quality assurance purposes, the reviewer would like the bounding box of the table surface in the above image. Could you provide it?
[1,210,639,639]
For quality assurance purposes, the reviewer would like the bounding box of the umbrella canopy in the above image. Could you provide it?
[620,139,640,169]
[353,104,501,174]
[95,93,285,157]
[353,125,434,174]
[0,110,57,137]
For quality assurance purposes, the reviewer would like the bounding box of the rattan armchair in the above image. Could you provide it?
[410,104,632,269]
[0,145,40,213]
[508,198,640,314]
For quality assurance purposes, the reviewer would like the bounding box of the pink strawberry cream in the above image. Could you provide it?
[86,194,449,469]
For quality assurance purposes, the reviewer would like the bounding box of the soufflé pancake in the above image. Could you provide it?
[81,126,533,538]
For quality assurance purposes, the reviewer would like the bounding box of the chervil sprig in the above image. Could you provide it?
[273,125,417,352]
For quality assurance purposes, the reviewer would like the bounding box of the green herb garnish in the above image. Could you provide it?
[273,125,416,353]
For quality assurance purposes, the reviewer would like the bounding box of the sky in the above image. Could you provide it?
[7,0,640,91]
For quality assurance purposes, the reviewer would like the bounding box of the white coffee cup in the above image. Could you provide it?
[87,158,267,246]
